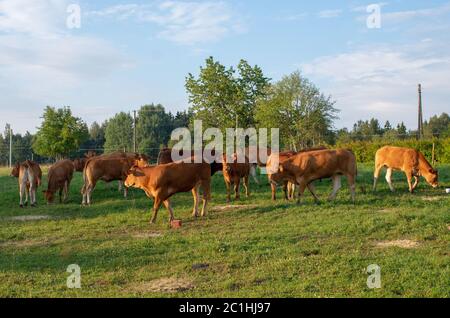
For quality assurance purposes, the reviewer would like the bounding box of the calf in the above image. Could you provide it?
[222,154,251,202]
[373,146,438,193]
[280,149,357,204]
[266,147,328,201]
[43,160,74,203]
[124,162,211,223]
[73,151,97,172]
[11,160,42,207]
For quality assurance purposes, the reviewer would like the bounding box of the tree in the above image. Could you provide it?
[104,112,133,153]
[186,57,269,131]
[32,106,88,160]
[255,71,338,150]
[424,113,450,138]
[136,104,173,155]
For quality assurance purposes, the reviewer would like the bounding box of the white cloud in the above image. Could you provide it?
[88,1,243,45]
[382,2,450,24]
[300,44,450,129]
[318,9,343,19]
[0,0,130,133]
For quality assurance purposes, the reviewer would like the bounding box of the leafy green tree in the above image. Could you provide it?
[32,106,88,160]
[424,113,450,138]
[136,104,173,155]
[186,57,269,131]
[255,71,338,150]
[104,112,133,153]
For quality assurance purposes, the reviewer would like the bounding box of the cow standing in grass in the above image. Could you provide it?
[10,160,42,207]
[266,147,327,201]
[279,149,357,204]
[222,153,251,203]
[124,160,211,224]
[43,160,74,204]
[81,153,148,205]
[373,146,438,193]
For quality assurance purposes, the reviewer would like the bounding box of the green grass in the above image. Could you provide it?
[0,164,449,298]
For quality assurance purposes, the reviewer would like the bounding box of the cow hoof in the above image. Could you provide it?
[19,204,24,208]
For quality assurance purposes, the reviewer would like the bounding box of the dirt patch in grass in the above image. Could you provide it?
[211,204,259,212]
[5,215,53,222]
[131,232,163,239]
[375,240,420,249]
[378,208,398,213]
[127,277,194,293]
[421,196,442,202]
[0,239,49,249]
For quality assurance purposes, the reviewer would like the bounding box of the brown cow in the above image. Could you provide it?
[10,160,42,207]
[279,149,357,204]
[124,161,211,223]
[222,153,251,202]
[267,147,328,201]
[373,146,438,193]
[43,160,74,203]
[81,155,148,205]
[157,148,223,176]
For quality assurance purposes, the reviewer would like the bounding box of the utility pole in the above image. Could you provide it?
[9,125,12,168]
[133,110,137,153]
[418,84,424,140]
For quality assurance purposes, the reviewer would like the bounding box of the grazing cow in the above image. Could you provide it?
[81,155,148,205]
[43,160,74,203]
[222,154,251,202]
[279,149,357,204]
[157,148,223,176]
[10,160,42,207]
[266,147,328,201]
[124,161,211,223]
[373,146,438,193]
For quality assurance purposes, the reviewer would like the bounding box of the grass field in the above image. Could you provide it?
[0,164,449,298]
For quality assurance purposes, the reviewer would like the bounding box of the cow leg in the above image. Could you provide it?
[307,183,319,203]
[412,175,419,190]
[289,182,297,200]
[162,200,175,222]
[346,174,356,203]
[19,182,25,208]
[234,178,241,200]
[405,171,414,193]
[200,180,210,217]
[86,181,96,206]
[123,186,128,198]
[282,181,288,200]
[271,182,277,201]
[296,178,308,205]
[192,186,200,218]
[385,168,395,192]
[225,181,231,203]
[118,181,123,192]
[150,197,162,224]
[373,164,383,191]
[243,175,250,198]
[30,185,36,207]
[328,175,342,201]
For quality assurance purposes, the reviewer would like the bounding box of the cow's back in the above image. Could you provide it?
[375,146,419,170]
[48,160,74,187]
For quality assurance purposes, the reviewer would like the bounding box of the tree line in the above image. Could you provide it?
[1,57,449,165]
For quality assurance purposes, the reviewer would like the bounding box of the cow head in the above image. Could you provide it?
[124,166,146,188]
[10,162,20,177]
[424,168,439,188]
[42,190,55,203]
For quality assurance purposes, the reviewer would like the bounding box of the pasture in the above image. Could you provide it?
[0,164,449,298]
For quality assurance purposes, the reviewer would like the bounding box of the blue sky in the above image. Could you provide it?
[1,0,450,134]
